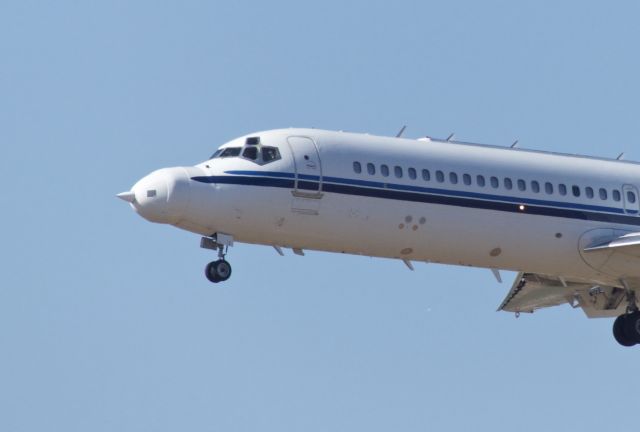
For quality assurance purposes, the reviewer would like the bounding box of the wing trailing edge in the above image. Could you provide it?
[498,272,627,318]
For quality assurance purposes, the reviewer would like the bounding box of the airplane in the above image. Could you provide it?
[117,128,640,347]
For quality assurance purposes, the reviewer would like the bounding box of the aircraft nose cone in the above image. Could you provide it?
[116,191,136,203]
[127,167,193,224]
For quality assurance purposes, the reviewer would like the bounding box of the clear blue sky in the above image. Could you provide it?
[2,1,640,431]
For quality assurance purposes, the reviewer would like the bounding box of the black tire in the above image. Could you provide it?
[205,261,221,283]
[613,315,636,347]
[213,260,232,282]
[623,312,640,344]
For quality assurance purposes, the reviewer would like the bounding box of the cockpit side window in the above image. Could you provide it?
[261,146,281,163]
[242,147,258,160]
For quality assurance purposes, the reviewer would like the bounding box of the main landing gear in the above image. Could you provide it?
[201,234,234,284]
[613,287,640,347]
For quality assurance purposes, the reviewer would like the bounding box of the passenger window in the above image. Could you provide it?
[545,182,553,194]
[394,166,403,178]
[627,191,637,204]
[586,187,594,199]
[242,147,258,160]
[504,178,513,190]
[261,147,281,163]
[477,175,485,187]
[572,185,581,197]
[517,179,526,191]
[613,190,621,201]
[559,184,567,196]
[219,147,242,158]
[450,172,458,184]
[353,161,362,174]
[599,188,607,200]
[436,170,445,183]
[408,167,417,179]
[490,176,499,188]
[422,169,430,181]
[463,174,472,185]
[381,164,389,177]
[531,181,540,193]
[367,163,375,175]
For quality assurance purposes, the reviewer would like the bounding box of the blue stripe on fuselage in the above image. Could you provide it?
[190,171,640,226]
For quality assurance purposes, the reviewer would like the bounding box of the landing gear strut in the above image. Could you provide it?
[613,283,640,347]
[201,234,234,284]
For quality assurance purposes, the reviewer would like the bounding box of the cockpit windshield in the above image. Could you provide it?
[210,147,242,159]
[209,137,281,165]
[210,149,222,159]
[220,147,242,158]
[242,147,258,160]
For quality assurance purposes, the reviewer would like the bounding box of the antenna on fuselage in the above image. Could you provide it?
[446,133,455,141]
[510,140,519,148]
[617,152,625,160]
[395,125,407,138]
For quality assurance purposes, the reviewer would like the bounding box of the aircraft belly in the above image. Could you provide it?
[182,184,626,282]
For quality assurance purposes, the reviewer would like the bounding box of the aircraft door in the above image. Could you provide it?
[622,184,640,214]
[287,136,323,196]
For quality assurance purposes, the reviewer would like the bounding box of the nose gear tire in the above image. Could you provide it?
[205,259,232,283]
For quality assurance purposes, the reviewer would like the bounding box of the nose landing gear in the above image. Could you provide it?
[205,259,232,283]
[201,234,234,284]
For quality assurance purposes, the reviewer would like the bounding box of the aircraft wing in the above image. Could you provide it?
[498,272,627,318]
[583,232,640,257]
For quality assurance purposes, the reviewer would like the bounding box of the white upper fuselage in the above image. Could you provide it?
[124,128,640,289]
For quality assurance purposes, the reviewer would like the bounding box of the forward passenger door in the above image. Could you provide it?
[287,136,323,197]
[287,136,323,215]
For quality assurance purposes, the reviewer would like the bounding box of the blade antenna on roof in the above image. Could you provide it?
[395,125,407,138]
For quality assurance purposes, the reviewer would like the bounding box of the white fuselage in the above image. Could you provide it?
[123,128,640,288]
